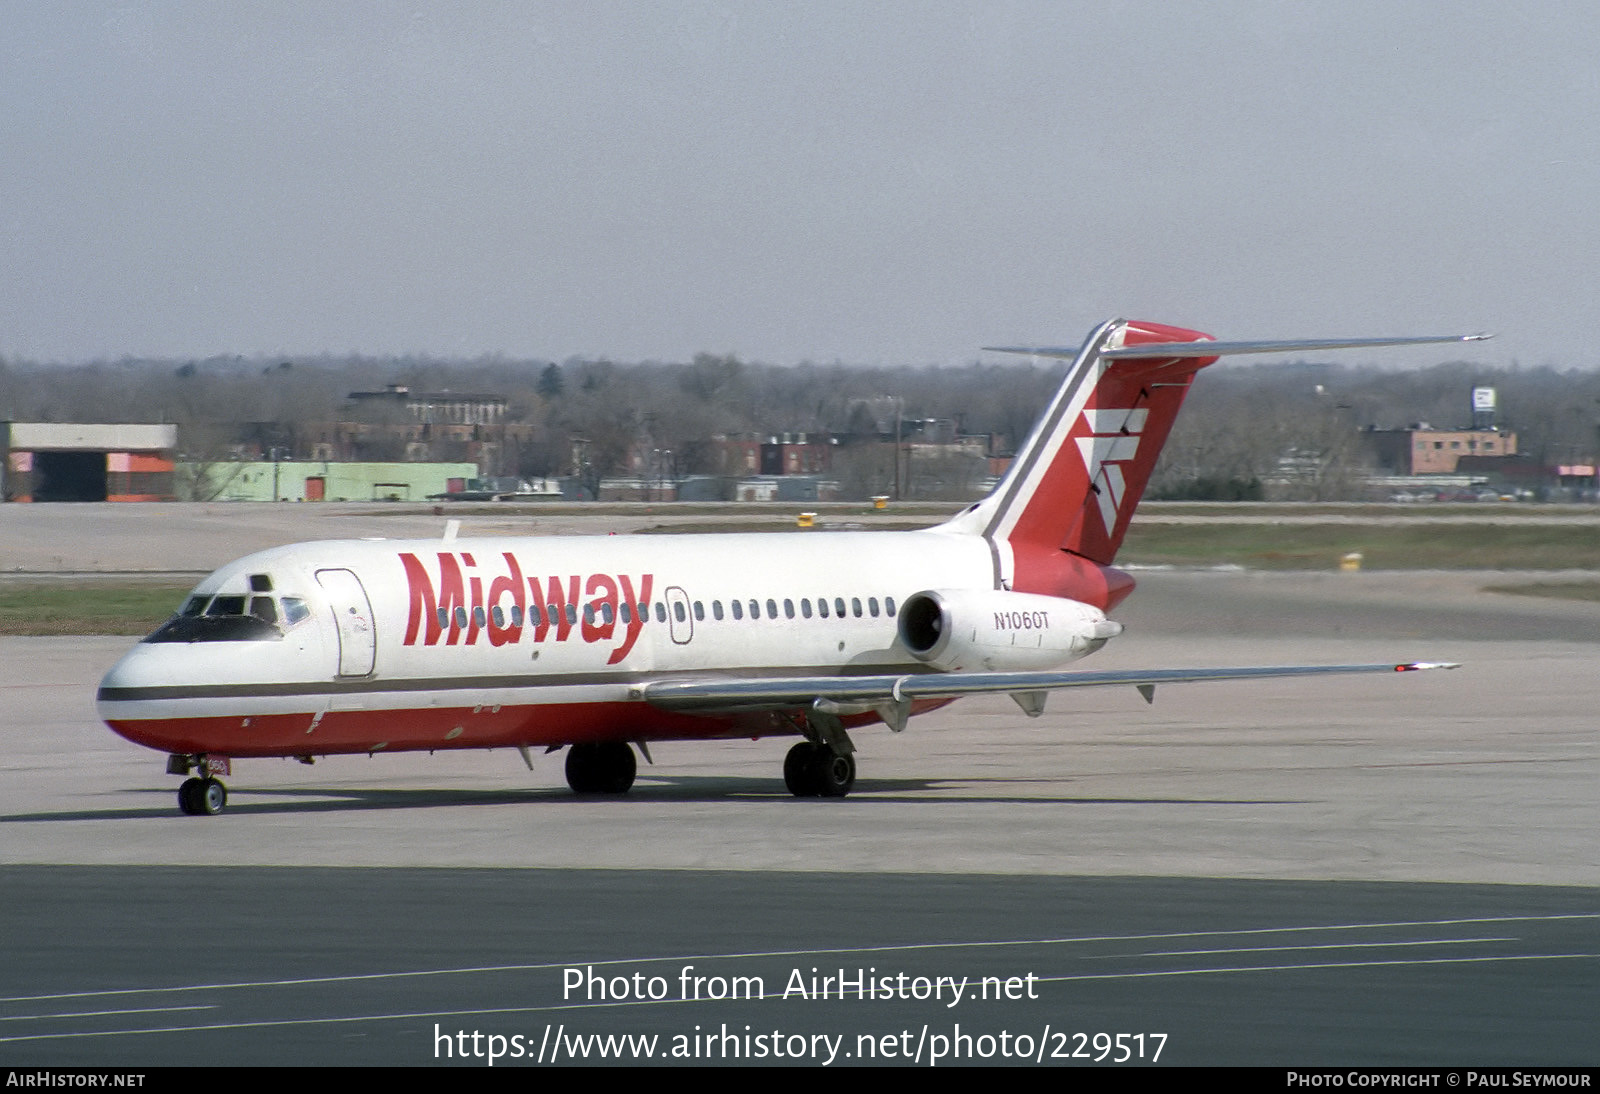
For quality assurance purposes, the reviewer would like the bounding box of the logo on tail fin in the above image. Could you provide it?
[1076,407,1149,531]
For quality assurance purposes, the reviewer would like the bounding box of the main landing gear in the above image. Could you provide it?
[565,741,637,794]
[784,741,856,798]
[783,701,858,798]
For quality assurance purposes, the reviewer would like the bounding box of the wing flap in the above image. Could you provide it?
[639,662,1458,714]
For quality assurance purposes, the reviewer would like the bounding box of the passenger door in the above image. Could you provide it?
[316,568,376,677]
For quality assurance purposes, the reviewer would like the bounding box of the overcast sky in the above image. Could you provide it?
[3,2,1593,368]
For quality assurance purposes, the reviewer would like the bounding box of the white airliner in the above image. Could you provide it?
[97,319,1483,815]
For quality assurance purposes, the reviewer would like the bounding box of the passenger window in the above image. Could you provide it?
[749,599,760,619]
[818,598,829,619]
[530,604,544,627]
[602,603,615,625]
[693,601,705,621]
[868,597,879,617]
[655,603,667,623]
[712,600,724,620]
[731,599,744,620]
[511,606,524,626]
[454,606,469,628]
[852,597,863,618]
[472,606,486,628]
[565,604,578,625]
[784,598,795,619]
[885,596,896,617]
[582,605,595,625]
[835,597,846,617]
[491,605,505,628]
[801,598,812,619]
[766,598,778,619]
[619,603,632,624]
[673,602,687,623]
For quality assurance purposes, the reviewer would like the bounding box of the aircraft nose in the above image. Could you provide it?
[96,642,187,726]
[97,644,198,754]
[98,650,135,703]
[97,643,168,703]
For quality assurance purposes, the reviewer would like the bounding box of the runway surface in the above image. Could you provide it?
[2,868,1595,1066]
[1,506,1597,1065]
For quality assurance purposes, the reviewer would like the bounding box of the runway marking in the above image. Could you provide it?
[1038,952,1600,983]
[0,1005,215,1022]
[2,953,1596,1046]
[1132,937,1516,957]
[2,913,1594,1006]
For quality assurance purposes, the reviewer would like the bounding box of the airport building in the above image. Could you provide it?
[1,422,178,502]
[177,459,480,502]
[1365,425,1519,475]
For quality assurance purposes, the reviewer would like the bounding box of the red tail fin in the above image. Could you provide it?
[972,319,1218,567]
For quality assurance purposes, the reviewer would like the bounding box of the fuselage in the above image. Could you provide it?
[97,526,1114,760]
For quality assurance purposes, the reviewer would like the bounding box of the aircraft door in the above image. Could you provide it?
[316,568,376,677]
[664,585,694,645]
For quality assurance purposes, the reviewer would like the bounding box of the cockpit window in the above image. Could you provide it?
[145,613,282,643]
[145,583,310,643]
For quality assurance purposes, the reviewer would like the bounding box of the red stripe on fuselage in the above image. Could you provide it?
[104,697,955,758]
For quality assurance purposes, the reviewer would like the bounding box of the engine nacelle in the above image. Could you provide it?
[897,589,1123,672]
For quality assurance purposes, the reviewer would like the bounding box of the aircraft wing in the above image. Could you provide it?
[638,661,1458,722]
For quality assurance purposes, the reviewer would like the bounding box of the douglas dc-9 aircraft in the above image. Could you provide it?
[98,319,1483,815]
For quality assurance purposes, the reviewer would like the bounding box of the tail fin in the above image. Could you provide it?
[947,319,1489,589]
[976,318,1216,566]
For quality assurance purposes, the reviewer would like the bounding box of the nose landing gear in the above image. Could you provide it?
[169,754,229,815]
[177,776,228,815]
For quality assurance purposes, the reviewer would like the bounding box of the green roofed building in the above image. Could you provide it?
[176,460,479,502]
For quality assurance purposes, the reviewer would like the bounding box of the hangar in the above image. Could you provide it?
[1,422,177,502]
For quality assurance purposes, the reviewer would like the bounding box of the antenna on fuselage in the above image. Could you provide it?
[443,519,460,543]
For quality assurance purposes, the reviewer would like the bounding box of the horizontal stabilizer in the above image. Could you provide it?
[639,662,1459,714]
[984,333,1491,361]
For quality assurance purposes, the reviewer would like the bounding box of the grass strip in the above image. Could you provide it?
[1118,523,1600,570]
[1481,581,1600,602]
[0,584,192,636]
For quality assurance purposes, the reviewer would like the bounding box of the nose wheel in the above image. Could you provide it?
[177,776,228,816]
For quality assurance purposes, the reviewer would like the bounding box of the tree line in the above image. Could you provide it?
[0,349,1591,501]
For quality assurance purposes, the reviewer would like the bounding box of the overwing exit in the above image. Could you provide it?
[97,318,1484,813]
